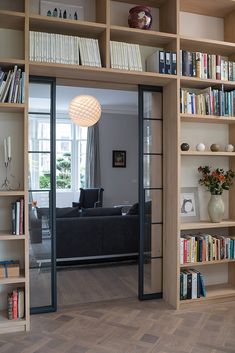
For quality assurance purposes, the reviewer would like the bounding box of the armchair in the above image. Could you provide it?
[72,188,104,209]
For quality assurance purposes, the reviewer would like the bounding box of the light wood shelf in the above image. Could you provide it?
[29,15,107,37]
[0,58,25,66]
[180,284,235,307]
[111,0,165,7]
[0,275,26,285]
[181,259,235,268]
[0,103,25,113]
[0,310,26,326]
[181,151,235,157]
[180,76,235,89]
[181,114,235,124]
[180,0,235,18]
[0,10,25,30]
[181,220,235,230]
[0,191,25,197]
[0,231,26,240]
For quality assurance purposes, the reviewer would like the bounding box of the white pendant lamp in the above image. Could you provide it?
[69,95,101,127]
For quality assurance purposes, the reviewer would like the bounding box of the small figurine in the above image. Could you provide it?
[196,143,206,152]
[225,144,234,152]
[63,10,67,19]
[47,10,52,16]
[59,9,62,18]
[181,143,190,151]
[210,144,220,152]
[74,11,78,20]
[53,8,58,17]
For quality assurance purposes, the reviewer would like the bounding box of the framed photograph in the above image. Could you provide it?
[112,150,126,168]
[40,1,84,20]
[180,187,200,222]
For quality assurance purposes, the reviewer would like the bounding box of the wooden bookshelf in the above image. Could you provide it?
[0,103,25,113]
[181,114,235,124]
[180,76,235,89]
[181,151,235,157]
[0,275,26,285]
[181,259,235,268]
[0,10,25,30]
[180,36,235,56]
[180,0,235,18]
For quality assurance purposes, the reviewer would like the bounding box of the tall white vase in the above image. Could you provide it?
[208,194,225,223]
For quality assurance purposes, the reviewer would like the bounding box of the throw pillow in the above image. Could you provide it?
[56,207,80,218]
[36,207,49,219]
[81,207,122,217]
[126,202,139,215]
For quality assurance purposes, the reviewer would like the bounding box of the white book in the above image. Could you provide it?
[79,37,85,65]
[91,39,97,67]
[135,44,143,71]
[116,41,123,69]
[190,270,198,299]
[127,43,135,71]
[123,42,129,70]
[182,272,187,299]
[75,36,80,65]
[29,31,34,61]
[180,238,184,265]
[114,41,120,69]
[83,38,89,66]
[18,288,25,319]
[8,65,17,103]
[95,39,101,67]
[16,201,20,235]
[70,36,75,65]
[1,71,14,102]
[110,41,115,68]
[55,33,59,63]
[0,81,6,98]
[87,38,94,66]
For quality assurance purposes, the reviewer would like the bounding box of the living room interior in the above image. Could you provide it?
[2,0,235,352]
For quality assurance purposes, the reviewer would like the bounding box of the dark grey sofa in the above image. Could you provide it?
[56,214,141,262]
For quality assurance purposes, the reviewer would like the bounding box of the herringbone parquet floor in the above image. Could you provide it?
[1,298,235,353]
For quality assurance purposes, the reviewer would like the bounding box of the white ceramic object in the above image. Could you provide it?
[208,195,225,223]
[196,143,206,152]
[225,144,234,152]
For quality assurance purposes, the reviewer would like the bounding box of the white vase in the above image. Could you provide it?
[208,195,225,223]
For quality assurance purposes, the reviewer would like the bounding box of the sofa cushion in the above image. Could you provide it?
[126,201,151,215]
[81,207,122,217]
[56,207,80,218]
[36,207,49,219]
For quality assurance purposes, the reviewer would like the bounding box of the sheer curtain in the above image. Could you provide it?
[85,122,101,187]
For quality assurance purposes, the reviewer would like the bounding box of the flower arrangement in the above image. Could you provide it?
[198,166,235,195]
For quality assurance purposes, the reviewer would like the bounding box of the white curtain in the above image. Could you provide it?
[85,122,101,188]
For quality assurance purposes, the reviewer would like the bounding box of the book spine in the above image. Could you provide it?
[216,55,221,80]
[11,202,16,235]
[13,289,18,319]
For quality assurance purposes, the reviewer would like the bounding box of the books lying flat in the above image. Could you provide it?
[30,31,102,67]
[110,41,142,72]
[0,66,25,103]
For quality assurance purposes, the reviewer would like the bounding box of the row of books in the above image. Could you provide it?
[180,86,235,116]
[110,41,142,71]
[11,199,24,236]
[29,31,102,67]
[146,49,177,75]
[180,50,235,81]
[0,66,25,103]
[7,288,24,320]
[180,269,206,300]
[180,234,235,265]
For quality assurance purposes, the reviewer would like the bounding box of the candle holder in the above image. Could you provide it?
[1,158,20,191]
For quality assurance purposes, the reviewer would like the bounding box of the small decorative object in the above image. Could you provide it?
[180,187,200,222]
[181,143,190,151]
[210,143,220,152]
[196,143,206,152]
[198,166,235,223]
[112,150,126,168]
[128,6,152,30]
[225,144,234,152]
[69,95,101,127]
[1,136,20,191]
[40,1,84,20]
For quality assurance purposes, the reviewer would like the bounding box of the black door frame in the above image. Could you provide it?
[138,85,163,300]
[29,76,57,314]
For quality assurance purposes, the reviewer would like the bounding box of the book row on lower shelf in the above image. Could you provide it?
[180,86,235,117]
[11,199,24,236]
[180,50,235,81]
[7,287,25,320]
[0,66,25,104]
[180,234,235,265]
[180,269,206,300]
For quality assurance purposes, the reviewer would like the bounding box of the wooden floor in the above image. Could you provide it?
[1,298,235,352]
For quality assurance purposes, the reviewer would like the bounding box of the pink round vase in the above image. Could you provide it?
[128,6,152,30]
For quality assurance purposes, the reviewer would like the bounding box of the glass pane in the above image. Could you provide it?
[56,150,71,190]
[143,92,162,120]
[144,120,162,154]
[29,114,50,151]
[56,123,72,140]
[29,153,51,190]
[29,191,52,307]
[143,155,162,189]
[145,189,162,223]
[29,83,51,113]
[144,258,162,295]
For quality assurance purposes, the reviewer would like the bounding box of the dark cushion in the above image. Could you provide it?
[56,207,80,218]
[81,207,122,217]
[36,207,49,219]
[126,201,151,215]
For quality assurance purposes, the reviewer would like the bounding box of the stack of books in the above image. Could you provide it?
[146,49,177,75]
[180,86,235,116]
[11,199,24,236]
[110,41,142,71]
[180,234,235,264]
[29,31,102,67]
[180,50,235,81]
[0,66,25,103]
[7,288,24,320]
[180,269,206,300]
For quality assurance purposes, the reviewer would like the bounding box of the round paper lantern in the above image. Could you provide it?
[69,95,101,127]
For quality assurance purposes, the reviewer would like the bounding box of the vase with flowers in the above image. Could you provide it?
[198,166,235,223]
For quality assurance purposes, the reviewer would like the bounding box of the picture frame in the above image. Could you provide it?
[40,0,84,21]
[180,187,200,222]
[112,150,126,168]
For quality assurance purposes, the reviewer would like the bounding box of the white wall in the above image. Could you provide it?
[99,112,138,207]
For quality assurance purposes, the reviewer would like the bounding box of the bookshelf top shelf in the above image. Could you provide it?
[180,36,235,56]
[181,151,235,157]
[180,259,235,268]
[181,114,235,124]
[0,191,25,197]
[29,15,106,37]
[0,10,25,30]
[181,220,235,230]
[180,76,235,89]
[0,103,25,113]
[110,0,166,8]
[180,0,235,18]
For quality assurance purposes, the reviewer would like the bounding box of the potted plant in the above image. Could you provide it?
[198,166,235,223]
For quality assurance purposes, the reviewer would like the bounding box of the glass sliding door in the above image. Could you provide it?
[28,77,56,313]
[138,86,163,300]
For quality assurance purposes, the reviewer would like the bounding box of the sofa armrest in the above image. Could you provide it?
[72,202,81,208]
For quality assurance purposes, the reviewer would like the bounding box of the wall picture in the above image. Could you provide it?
[112,150,126,168]
[40,1,84,20]
[180,187,200,222]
